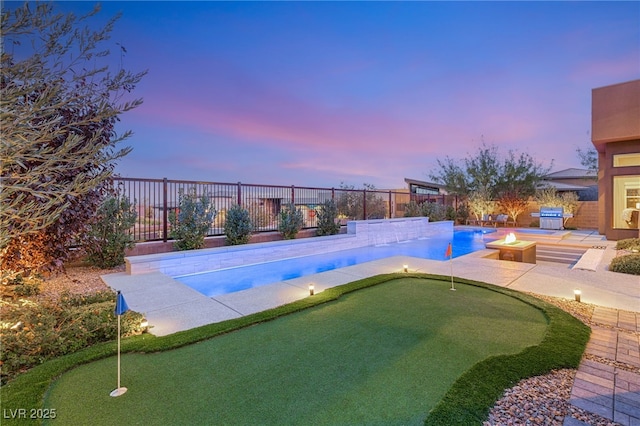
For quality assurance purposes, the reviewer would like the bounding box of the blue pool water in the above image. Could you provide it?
[176,228,498,297]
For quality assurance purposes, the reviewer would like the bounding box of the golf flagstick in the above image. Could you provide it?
[446,242,455,291]
[110,291,129,397]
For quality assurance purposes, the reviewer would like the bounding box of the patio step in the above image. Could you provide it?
[536,245,587,265]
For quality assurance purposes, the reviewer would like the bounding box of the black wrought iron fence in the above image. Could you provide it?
[111,177,458,243]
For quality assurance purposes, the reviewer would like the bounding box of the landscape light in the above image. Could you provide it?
[403,264,409,273]
[309,283,315,296]
[140,319,149,330]
[574,289,581,303]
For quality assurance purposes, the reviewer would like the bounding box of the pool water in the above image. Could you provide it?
[176,228,497,297]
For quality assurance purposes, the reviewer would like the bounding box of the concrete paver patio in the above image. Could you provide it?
[566,307,640,426]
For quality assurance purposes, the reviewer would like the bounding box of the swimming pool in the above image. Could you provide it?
[175,228,497,297]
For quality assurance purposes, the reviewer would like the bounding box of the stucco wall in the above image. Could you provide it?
[591,80,640,240]
[592,79,640,147]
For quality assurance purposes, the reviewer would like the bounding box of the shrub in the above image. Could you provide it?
[224,204,253,245]
[336,182,387,220]
[455,203,470,225]
[86,196,137,268]
[0,272,42,299]
[316,199,341,236]
[610,254,640,275]
[534,187,579,227]
[169,188,216,251]
[615,238,640,251]
[0,290,145,384]
[404,201,422,217]
[421,202,447,222]
[278,203,304,239]
[445,205,456,221]
[247,202,275,230]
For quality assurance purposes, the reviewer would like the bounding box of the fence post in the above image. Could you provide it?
[162,178,168,243]
[388,191,392,218]
[291,185,295,205]
[362,189,367,220]
[237,182,242,206]
[331,187,335,200]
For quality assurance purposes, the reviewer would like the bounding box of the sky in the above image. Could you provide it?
[8,1,640,189]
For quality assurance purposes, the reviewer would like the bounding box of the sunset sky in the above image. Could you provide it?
[12,1,640,189]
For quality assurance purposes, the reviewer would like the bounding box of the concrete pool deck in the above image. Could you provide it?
[102,229,637,336]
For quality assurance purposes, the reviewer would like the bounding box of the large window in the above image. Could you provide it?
[613,175,640,229]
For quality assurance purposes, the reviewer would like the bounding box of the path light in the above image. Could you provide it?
[403,264,409,273]
[574,289,582,303]
[309,283,315,296]
[140,318,149,330]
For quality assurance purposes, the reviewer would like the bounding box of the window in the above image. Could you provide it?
[410,184,439,195]
[613,175,640,229]
[613,153,640,167]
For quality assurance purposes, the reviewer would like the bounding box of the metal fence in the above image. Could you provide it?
[111,177,459,243]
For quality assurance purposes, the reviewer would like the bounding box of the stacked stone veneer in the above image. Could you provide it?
[125,218,452,276]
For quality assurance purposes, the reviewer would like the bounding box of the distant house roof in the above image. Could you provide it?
[537,181,593,192]
[543,168,596,180]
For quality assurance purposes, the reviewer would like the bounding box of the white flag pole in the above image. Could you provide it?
[110,296,128,397]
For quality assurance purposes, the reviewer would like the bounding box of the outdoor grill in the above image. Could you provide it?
[539,206,564,230]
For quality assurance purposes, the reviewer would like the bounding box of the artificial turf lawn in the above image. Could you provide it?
[42,278,549,425]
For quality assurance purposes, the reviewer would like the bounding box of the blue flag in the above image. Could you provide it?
[115,291,129,316]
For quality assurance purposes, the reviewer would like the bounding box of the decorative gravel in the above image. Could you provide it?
[36,264,120,303]
[484,369,620,425]
[484,294,626,426]
[40,267,623,425]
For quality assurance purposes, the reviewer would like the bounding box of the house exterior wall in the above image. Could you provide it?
[592,79,640,241]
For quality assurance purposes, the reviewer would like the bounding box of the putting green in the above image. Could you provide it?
[44,278,547,425]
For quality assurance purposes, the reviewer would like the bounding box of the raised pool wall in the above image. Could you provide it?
[125,218,453,276]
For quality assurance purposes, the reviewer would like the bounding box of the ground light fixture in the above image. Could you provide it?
[403,264,409,273]
[308,283,314,296]
[140,318,149,330]
[574,289,582,303]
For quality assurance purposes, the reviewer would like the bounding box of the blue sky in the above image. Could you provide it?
[11,1,640,188]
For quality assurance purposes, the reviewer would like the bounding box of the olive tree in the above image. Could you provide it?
[336,182,387,220]
[430,141,551,221]
[430,142,550,199]
[1,3,146,273]
[576,146,598,173]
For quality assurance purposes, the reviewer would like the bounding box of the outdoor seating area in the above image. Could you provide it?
[467,214,516,227]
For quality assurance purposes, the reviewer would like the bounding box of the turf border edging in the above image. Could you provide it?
[422,275,591,425]
[1,273,590,426]
[0,273,400,417]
